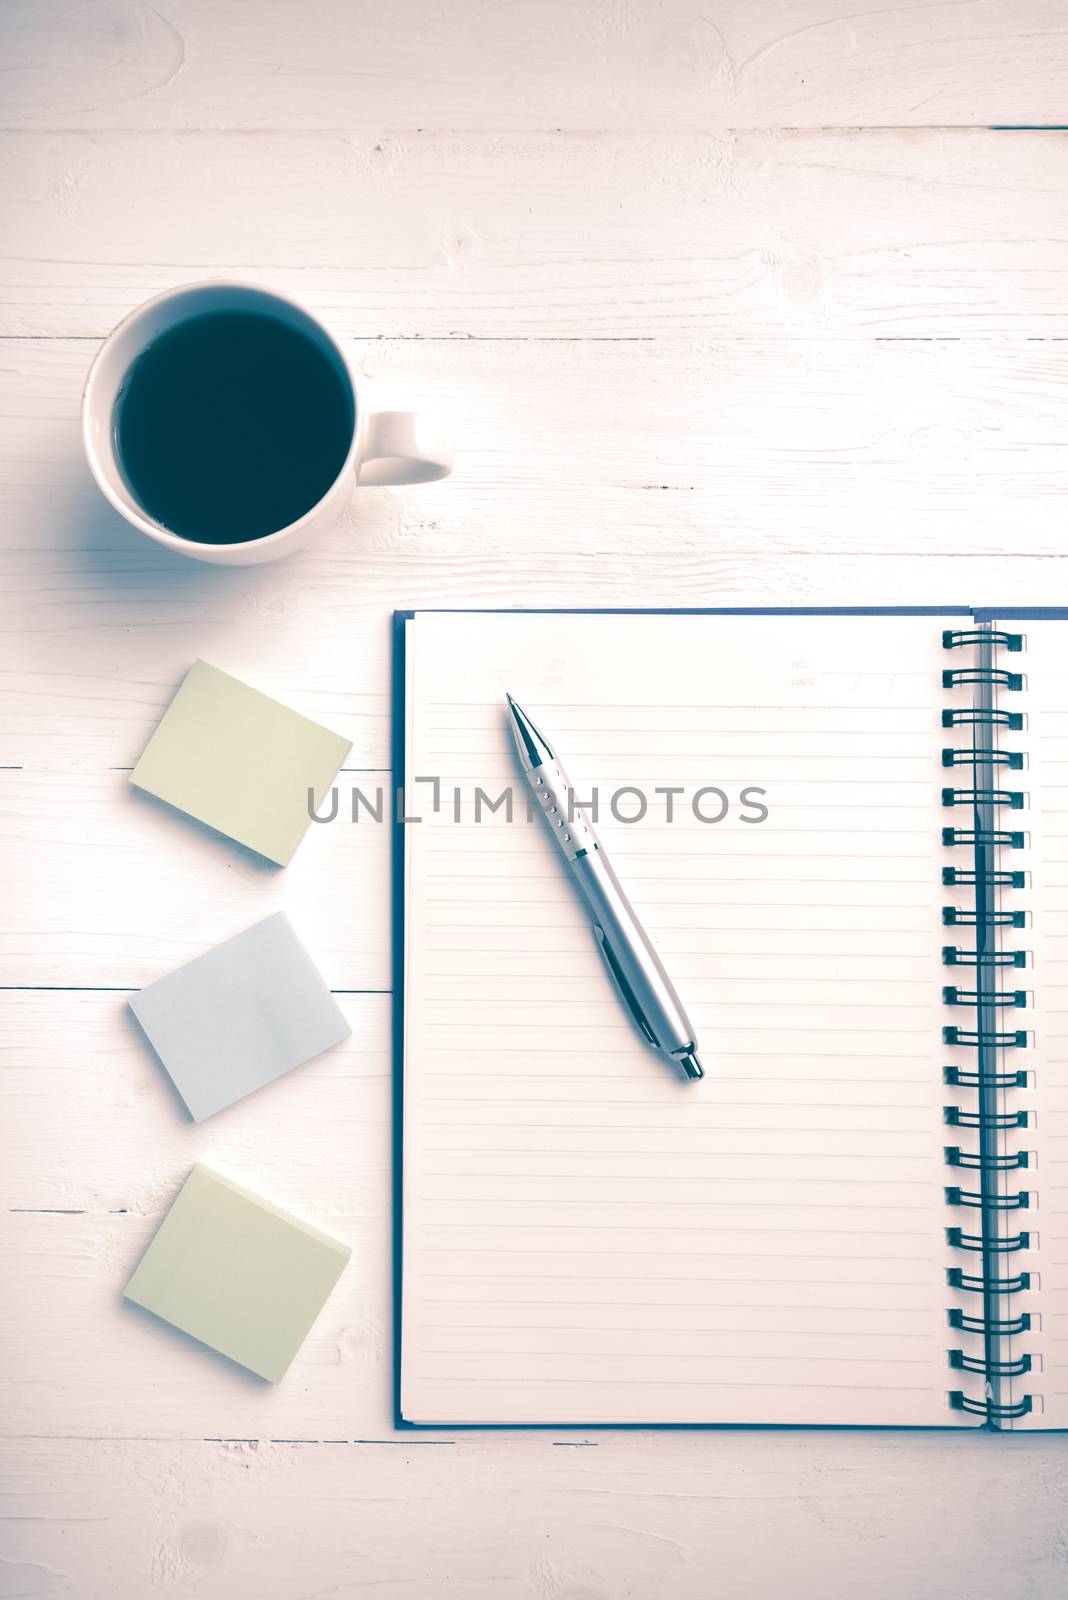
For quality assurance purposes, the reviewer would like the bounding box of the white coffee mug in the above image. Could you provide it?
[81,280,453,565]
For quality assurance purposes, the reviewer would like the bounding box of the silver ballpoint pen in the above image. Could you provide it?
[506,694,704,1080]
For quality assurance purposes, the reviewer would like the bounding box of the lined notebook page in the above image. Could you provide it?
[1016,620,1068,1429]
[401,612,967,1426]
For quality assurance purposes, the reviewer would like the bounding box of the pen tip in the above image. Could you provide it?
[679,1051,704,1081]
[505,695,553,767]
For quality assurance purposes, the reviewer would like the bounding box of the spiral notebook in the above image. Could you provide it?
[395,607,1068,1429]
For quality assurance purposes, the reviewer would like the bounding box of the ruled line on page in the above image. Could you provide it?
[404,1377,937,1389]
[424,924,937,934]
[424,750,931,762]
[414,1349,933,1363]
[416,1023,933,1033]
[419,1196,934,1207]
[426,700,938,711]
[415,1177,933,1190]
[414,1272,935,1284]
[426,776,935,787]
[416,1222,934,1235]
[413,1299,939,1311]
[415,1126,933,1139]
[421,1054,934,1064]
[424,870,934,881]
[422,992,927,1004]
[411,1332,937,1345]
[418,1243,935,1258]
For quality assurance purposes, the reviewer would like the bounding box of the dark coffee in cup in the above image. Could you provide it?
[113,309,355,544]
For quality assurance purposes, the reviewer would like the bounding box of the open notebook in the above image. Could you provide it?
[396,608,1068,1429]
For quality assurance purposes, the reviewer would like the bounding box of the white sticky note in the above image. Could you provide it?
[129,912,351,1120]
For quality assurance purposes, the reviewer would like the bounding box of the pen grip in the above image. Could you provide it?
[571,849,697,1056]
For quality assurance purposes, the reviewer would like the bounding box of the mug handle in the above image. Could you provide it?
[356,410,454,486]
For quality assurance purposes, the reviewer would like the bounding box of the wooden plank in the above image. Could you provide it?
[8,546,1068,770]
[3,335,1067,766]
[10,337,1068,559]
[8,538,1068,771]
[3,1433,1068,1600]
[2,130,1067,338]
[0,990,390,1211]
[2,1206,393,1439]
[3,0,1067,132]
[0,771,390,987]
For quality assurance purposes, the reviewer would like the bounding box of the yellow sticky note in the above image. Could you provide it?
[124,1164,351,1383]
[131,660,350,865]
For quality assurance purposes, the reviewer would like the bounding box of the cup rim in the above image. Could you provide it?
[81,279,362,555]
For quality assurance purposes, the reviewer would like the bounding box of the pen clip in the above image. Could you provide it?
[592,924,660,1047]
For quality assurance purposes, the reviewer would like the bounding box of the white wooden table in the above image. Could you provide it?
[3,4,1068,1596]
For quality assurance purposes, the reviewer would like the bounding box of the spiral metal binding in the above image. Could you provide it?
[943,1027,1027,1048]
[942,946,1026,969]
[943,1105,1027,1128]
[944,1066,1028,1089]
[946,1225,1029,1249]
[943,987,1027,1010]
[942,905,1025,927]
[942,788,1024,809]
[942,747,1025,768]
[948,1308,1031,1336]
[949,1394,1033,1420]
[945,1185,1028,1210]
[942,832,1025,853]
[942,667,1024,691]
[942,708,1024,730]
[948,1269,1030,1293]
[943,868,1026,889]
[942,630,1024,652]
[949,1350,1032,1377]
[944,1145,1028,1170]
[942,624,1032,1425]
